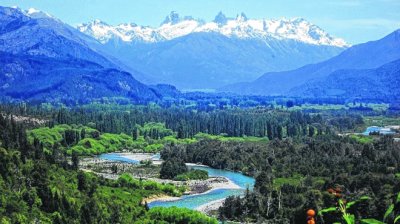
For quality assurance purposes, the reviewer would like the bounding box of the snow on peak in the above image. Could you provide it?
[266,17,348,47]
[25,7,53,19]
[78,19,163,43]
[27,8,40,14]
[78,12,349,47]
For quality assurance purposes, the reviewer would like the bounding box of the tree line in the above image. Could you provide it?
[1,104,366,142]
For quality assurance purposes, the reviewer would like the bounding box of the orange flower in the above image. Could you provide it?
[307,209,316,217]
[307,219,315,224]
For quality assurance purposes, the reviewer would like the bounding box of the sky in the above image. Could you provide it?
[1,0,399,44]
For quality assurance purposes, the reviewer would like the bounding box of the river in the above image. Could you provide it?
[98,153,255,211]
[362,126,396,135]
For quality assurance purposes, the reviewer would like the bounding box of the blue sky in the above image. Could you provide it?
[2,0,399,44]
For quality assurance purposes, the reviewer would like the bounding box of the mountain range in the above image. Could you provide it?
[220,29,400,100]
[79,11,347,47]
[289,59,400,101]
[0,6,159,103]
[0,6,398,103]
[78,11,348,89]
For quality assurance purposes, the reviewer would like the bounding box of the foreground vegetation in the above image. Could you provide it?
[0,113,217,223]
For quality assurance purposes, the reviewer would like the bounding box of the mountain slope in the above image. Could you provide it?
[79,12,348,89]
[0,6,158,103]
[103,32,345,88]
[0,7,112,66]
[289,59,400,101]
[0,53,157,103]
[220,29,400,95]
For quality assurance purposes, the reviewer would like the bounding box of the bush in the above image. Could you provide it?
[117,173,140,188]
[160,159,188,179]
[140,207,218,224]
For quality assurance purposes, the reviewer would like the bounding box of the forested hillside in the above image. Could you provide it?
[0,111,217,223]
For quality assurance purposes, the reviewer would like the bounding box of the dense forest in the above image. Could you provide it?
[0,103,366,139]
[161,135,400,223]
[0,111,217,223]
[0,102,399,223]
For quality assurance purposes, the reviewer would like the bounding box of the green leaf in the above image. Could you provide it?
[359,196,372,201]
[346,201,357,209]
[394,215,400,223]
[346,196,371,209]
[383,204,394,221]
[318,207,337,215]
[343,214,355,224]
[360,219,385,224]
[396,193,400,204]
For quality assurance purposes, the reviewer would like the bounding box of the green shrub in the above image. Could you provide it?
[140,207,218,224]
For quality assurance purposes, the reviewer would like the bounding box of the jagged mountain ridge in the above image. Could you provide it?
[79,11,348,89]
[78,11,348,47]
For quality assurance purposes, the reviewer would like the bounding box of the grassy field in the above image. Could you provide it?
[70,133,135,155]
[28,124,268,156]
[349,135,374,144]
[27,124,97,149]
[273,174,303,188]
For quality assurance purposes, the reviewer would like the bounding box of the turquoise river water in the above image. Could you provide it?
[98,153,255,210]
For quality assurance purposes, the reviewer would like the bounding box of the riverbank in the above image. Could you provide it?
[143,176,241,204]
[196,198,225,213]
[118,153,163,165]
[187,176,241,194]
[142,194,181,204]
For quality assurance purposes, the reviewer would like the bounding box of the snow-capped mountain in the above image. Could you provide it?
[25,7,53,19]
[78,11,348,47]
[0,6,159,103]
[78,19,164,43]
[77,11,348,89]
